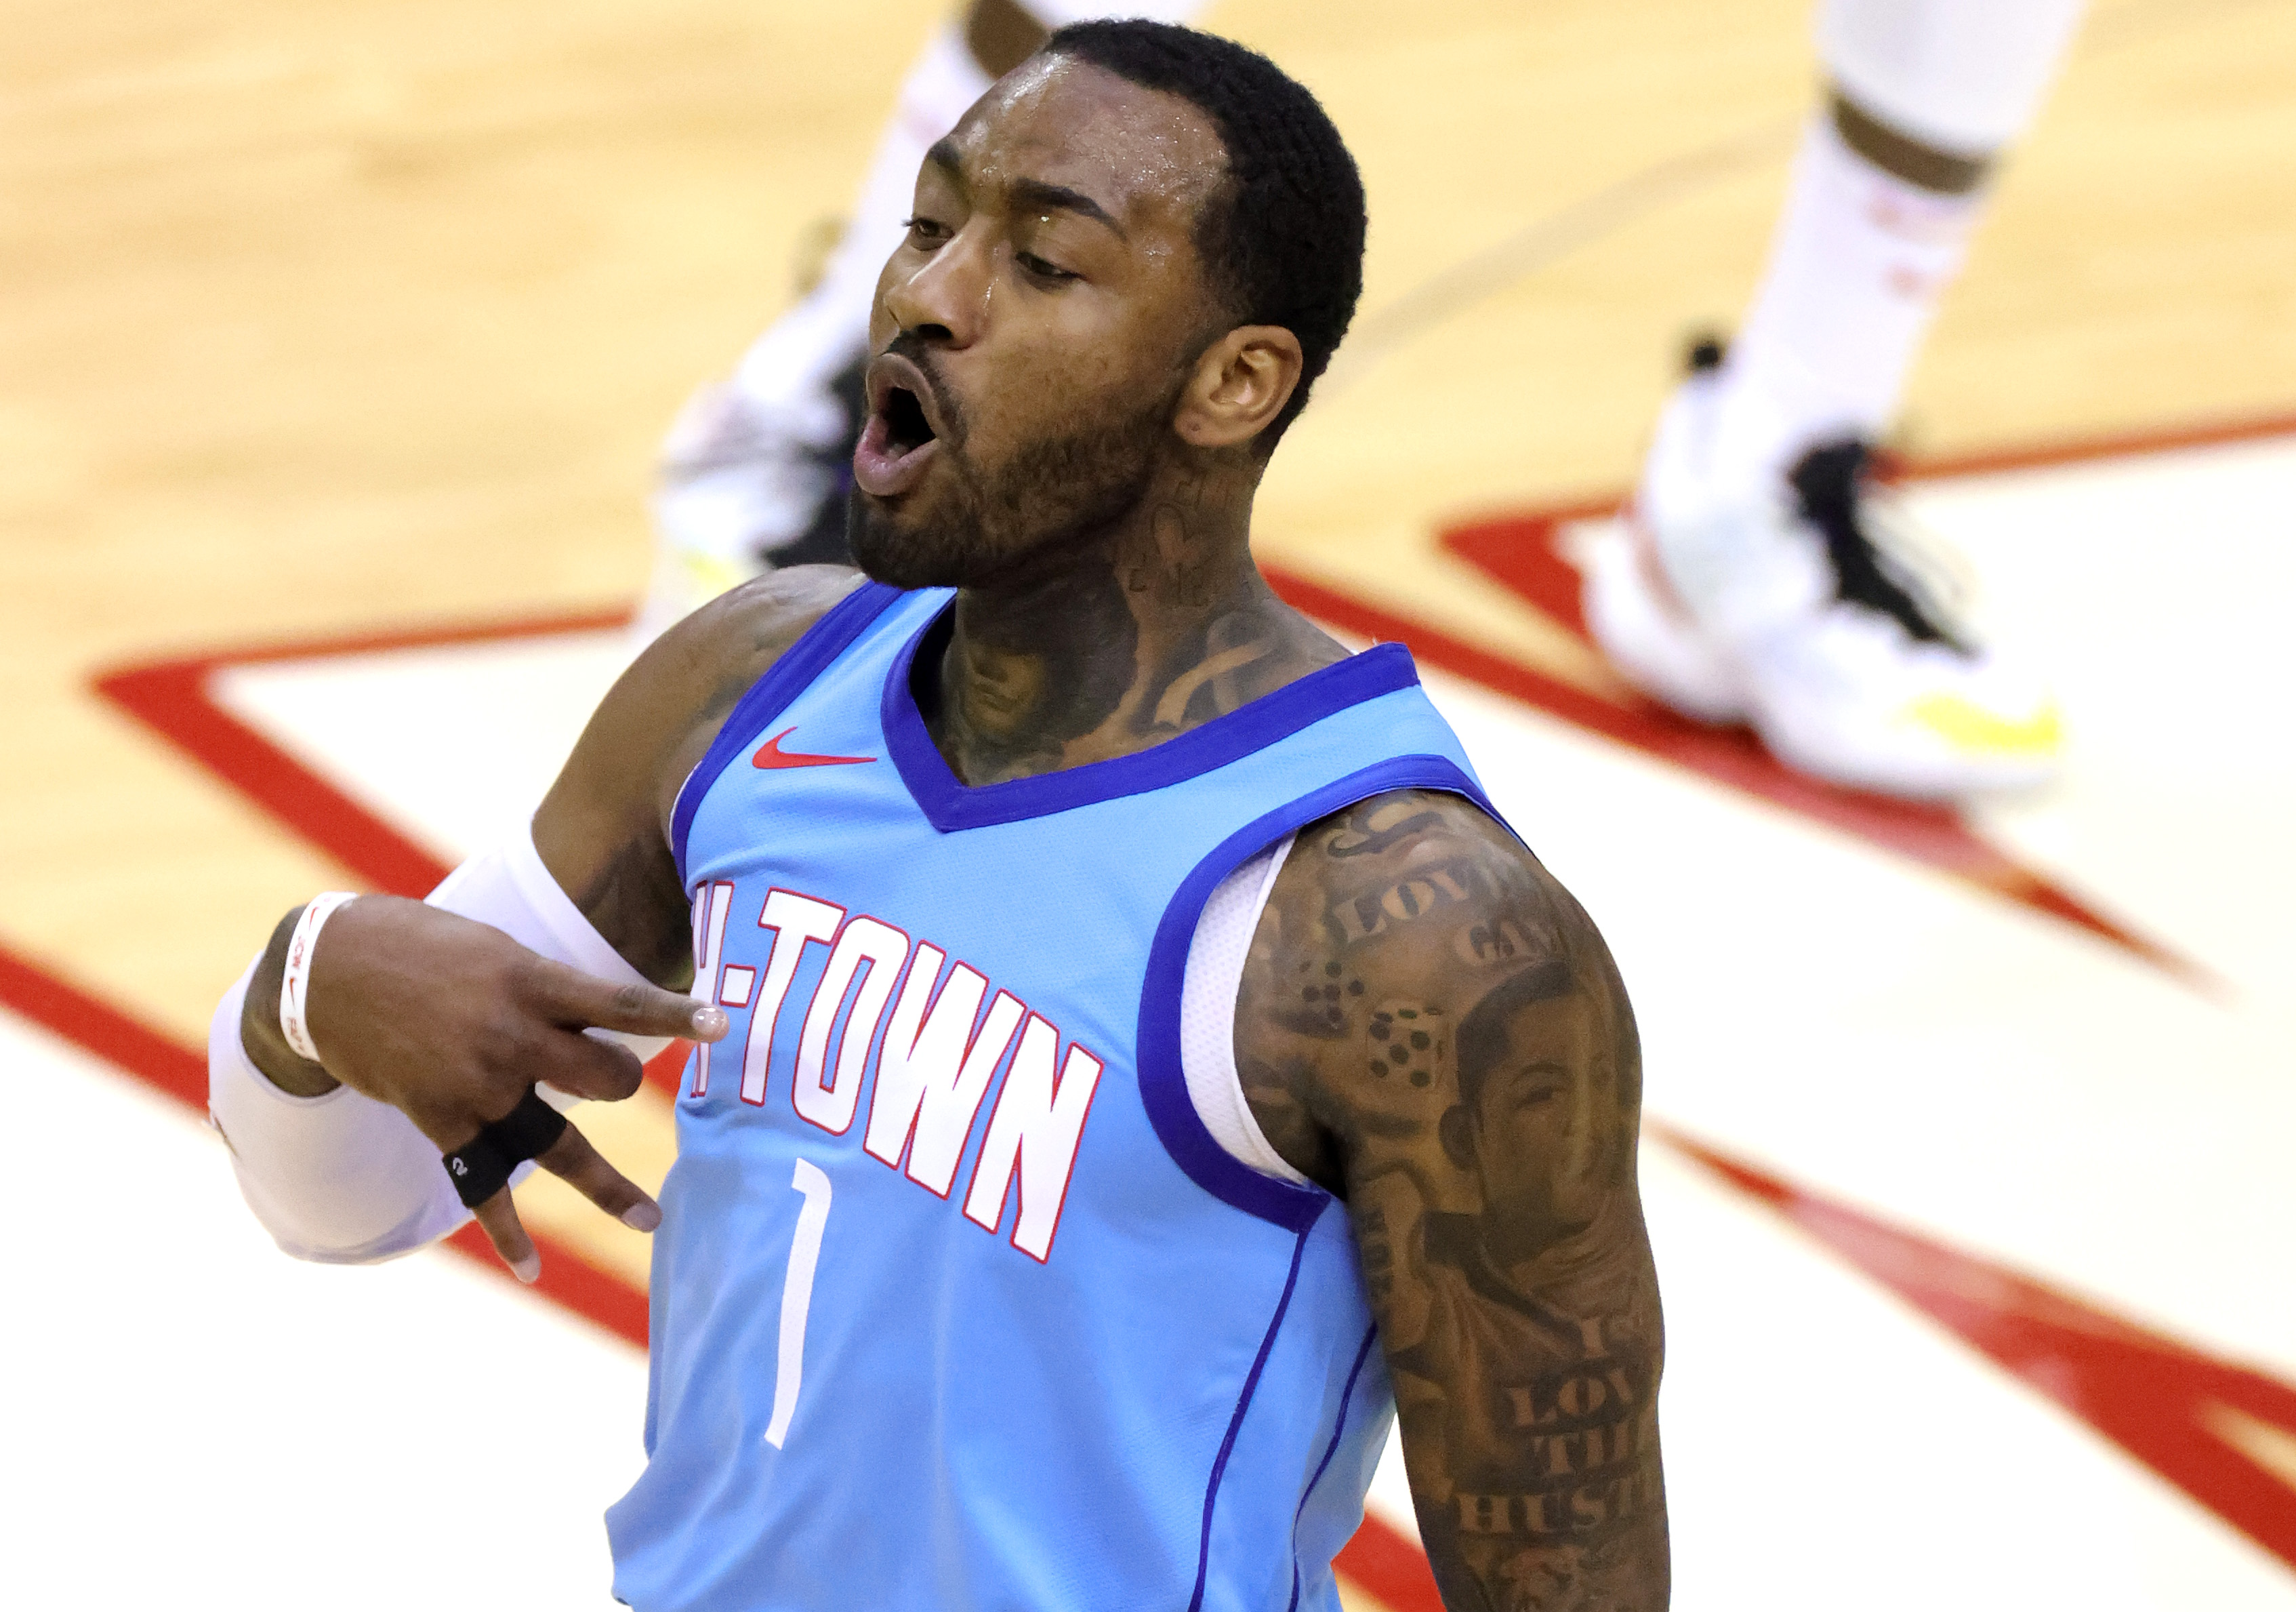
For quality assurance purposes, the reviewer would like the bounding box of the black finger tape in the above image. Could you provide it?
[489,1088,571,1161]
[443,1132,514,1208]
[440,1090,571,1209]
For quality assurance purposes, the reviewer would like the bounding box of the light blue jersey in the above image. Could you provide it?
[607,583,1492,1611]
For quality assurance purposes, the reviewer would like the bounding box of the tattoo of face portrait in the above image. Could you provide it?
[1412,954,1663,1610]
[1234,789,1667,1611]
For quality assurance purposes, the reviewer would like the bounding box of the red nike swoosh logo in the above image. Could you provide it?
[751,728,875,770]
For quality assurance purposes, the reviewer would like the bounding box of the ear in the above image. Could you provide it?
[1172,325,1305,451]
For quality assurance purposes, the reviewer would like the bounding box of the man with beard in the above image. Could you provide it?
[208,23,1669,1611]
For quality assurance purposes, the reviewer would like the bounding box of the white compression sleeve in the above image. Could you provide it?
[207,826,671,1264]
[425,828,674,1070]
[207,959,472,1264]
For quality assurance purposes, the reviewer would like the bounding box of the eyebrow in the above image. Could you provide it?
[1009,177,1127,240]
[922,140,1127,241]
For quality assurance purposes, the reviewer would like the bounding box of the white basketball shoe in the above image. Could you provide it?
[634,352,868,641]
[1584,357,2062,799]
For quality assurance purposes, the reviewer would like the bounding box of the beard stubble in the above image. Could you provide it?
[847,374,1179,591]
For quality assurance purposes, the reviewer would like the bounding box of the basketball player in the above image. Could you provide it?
[209,24,1670,1610]
[651,0,2083,801]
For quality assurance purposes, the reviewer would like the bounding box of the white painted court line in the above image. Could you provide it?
[0,1009,645,1610]
[210,631,635,868]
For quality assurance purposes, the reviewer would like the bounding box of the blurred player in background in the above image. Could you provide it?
[647,0,2084,801]
[1583,0,2085,798]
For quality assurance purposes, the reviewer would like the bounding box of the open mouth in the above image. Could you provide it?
[853,356,947,499]
[881,386,936,456]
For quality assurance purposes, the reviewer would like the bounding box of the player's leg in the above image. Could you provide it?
[639,0,1208,636]
[1586,0,2085,798]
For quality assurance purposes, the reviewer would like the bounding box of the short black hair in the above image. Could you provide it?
[1041,20,1366,445]
[1453,957,1571,1114]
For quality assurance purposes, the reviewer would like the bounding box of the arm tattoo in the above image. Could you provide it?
[1237,792,1669,1611]
[569,830,694,990]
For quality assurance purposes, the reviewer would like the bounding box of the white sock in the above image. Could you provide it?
[723,26,992,447]
[1708,113,1986,486]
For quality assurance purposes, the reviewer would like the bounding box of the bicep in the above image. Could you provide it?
[532,566,864,985]
[1351,951,1668,1607]
[1242,792,1670,1605]
[1354,1143,1667,1607]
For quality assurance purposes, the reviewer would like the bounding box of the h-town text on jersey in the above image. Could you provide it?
[685,881,1105,1263]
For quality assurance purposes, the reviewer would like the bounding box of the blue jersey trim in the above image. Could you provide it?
[669,580,909,885]
[1190,1212,1319,1612]
[881,599,1426,832]
[1288,1325,1382,1612]
[1136,755,1499,1230]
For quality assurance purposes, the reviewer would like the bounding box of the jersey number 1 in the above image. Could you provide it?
[764,1158,832,1449]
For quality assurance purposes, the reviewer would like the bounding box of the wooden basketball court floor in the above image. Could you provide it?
[5,1,2295,1606]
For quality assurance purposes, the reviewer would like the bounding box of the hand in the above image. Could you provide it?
[284,895,727,1281]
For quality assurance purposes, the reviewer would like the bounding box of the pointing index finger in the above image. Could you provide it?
[527,959,729,1043]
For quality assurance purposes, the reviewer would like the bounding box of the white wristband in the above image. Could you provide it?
[279,892,361,1064]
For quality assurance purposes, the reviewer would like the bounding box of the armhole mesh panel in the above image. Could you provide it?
[1178,832,1307,1186]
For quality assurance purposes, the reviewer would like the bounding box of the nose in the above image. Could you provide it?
[881,223,992,349]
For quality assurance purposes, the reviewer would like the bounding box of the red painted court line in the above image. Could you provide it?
[1902,407,2296,481]
[93,608,626,900]
[1660,1122,2296,1575]
[0,944,210,1111]
[1332,1514,1444,1609]
[86,407,2296,916]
